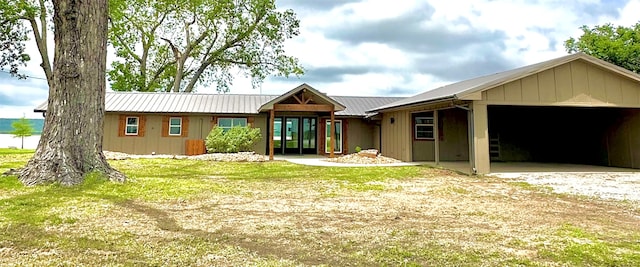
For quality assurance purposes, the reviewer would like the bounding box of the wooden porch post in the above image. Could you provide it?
[330,107,335,158]
[434,110,440,165]
[269,109,275,160]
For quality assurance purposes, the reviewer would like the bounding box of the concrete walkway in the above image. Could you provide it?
[273,155,421,167]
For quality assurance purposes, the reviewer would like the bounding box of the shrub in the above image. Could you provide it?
[355,146,362,153]
[205,126,262,153]
[205,126,227,153]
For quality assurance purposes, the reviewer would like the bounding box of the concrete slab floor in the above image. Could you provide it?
[490,162,638,173]
[421,161,639,175]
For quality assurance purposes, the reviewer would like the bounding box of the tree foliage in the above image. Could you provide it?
[565,23,640,73]
[108,0,303,93]
[0,0,53,84]
[11,117,34,138]
[11,117,34,149]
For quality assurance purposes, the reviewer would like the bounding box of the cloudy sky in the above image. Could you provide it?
[1,0,639,118]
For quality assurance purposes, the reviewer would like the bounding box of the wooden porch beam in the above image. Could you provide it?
[269,109,275,160]
[330,108,335,158]
[274,104,333,112]
[292,94,303,104]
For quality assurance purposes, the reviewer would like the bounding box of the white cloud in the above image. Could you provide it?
[614,0,640,25]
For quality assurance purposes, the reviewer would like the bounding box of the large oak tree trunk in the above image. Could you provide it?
[19,0,125,186]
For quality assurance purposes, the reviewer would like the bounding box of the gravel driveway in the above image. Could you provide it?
[492,172,640,202]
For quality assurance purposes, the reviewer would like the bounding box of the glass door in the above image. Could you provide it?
[325,120,342,153]
[302,118,317,154]
[273,118,283,153]
[284,117,300,154]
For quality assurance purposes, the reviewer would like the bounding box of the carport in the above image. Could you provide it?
[488,106,640,169]
[370,53,640,174]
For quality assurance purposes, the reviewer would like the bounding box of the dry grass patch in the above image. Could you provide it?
[1,153,639,266]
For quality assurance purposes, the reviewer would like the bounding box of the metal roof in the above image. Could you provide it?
[369,53,640,112]
[34,91,403,117]
[332,96,403,116]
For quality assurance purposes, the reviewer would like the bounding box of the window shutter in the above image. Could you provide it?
[210,116,217,131]
[181,117,189,137]
[247,116,255,127]
[138,115,146,137]
[162,116,169,137]
[118,115,126,137]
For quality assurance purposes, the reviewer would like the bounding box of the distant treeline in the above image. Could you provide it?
[0,118,44,134]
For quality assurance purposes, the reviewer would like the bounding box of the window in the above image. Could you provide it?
[415,113,434,140]
[162,116,188,137]
[119,115,145,137]
[169,117,182,136]
[325,120,342,153]
[218,118,247,132]
[125,117,139,135]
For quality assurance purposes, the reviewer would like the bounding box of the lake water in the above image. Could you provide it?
[0,134,41,149]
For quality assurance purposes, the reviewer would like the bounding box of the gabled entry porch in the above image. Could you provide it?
[258,84,346,160]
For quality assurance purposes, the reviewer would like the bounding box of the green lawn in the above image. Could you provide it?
[1,149,639,266]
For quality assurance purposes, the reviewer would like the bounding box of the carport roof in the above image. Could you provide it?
[369,52,640,112]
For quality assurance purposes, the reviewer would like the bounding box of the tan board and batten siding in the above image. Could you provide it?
[345,118,376,152]
[481,60,640,107]
[381,110,412,161]
[104,113,269,155]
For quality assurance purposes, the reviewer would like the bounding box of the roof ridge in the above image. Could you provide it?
[105,91,405,99]
[106,91,280,97]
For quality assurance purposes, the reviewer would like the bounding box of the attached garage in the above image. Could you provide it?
[370,53,640,174]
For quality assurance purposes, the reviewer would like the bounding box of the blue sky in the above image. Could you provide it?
[1,0,639,118]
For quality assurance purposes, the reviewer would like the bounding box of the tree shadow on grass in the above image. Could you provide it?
[115,200,344,266]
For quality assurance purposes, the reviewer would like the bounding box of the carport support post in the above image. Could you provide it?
[434,110,440,165]
[472,102,490,174]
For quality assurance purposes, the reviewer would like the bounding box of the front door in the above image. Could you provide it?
[302,118,317,154]
[272,117,317,154]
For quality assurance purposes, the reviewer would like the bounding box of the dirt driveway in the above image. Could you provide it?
[491,171,640,202]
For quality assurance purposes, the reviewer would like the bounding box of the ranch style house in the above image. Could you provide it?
[35,53,640,174]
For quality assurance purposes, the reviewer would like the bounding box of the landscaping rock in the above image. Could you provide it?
[191,152,266,162]
[103,151,266,162]
[357,149,378,158]
[104,151,131,160]
[325,152,401,164]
